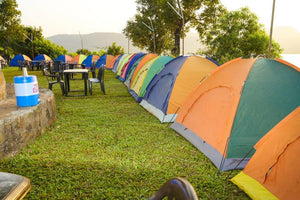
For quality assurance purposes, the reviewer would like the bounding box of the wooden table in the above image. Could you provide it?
[63,69,88,96]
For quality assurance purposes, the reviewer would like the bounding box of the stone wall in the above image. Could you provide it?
[0,84,56,159]
[0,71,6,101]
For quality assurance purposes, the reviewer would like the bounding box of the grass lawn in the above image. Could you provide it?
[0,67,249,199]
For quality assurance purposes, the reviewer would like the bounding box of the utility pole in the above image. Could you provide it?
[30,34,34,59]
[268,0,276,58]
[177,0,184,55]
[168,1,184,55]
[23,33,34,59]
[149,18,156,54]
[79,32,83,51]
[142,18,156,53]
[128,37,130,54]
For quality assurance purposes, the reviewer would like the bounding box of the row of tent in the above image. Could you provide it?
[8,54,115,68]
[105,53,300,200]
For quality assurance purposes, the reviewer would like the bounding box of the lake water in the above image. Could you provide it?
[281,54,300,68]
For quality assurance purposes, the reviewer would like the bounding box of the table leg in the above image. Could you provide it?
[64,73,68,96]
[84,73,87,96]
[67,74,70,92]
[63,71,88,96]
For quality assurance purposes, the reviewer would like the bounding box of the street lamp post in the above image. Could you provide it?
[167,1,184,55]
[142,19,156,53]
[23,33,34,59]
[79,32,83,51]
[268,0,276,58]
[128,37,130,54]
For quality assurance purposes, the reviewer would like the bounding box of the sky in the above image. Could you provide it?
[16,0,300,37]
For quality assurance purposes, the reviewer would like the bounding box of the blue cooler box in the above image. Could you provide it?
[14,75,40,107]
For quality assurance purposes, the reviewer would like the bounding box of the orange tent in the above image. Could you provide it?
[130,53,158,86]
[171,57,300,171]
[231,107,300,200]
[106,55,121,70]
[70,54,87,64]
[140,55,219,123]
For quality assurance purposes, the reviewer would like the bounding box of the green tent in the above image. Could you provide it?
[129,55,174,102]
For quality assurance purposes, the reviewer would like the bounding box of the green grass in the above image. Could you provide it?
[0,67,249,199]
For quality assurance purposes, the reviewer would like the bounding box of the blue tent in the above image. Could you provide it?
[55,55,72,63]
[33,54,52,62]
[96,55,107,68]
[9,54,31,66]
[95,55,115,68]
[82,55,100,68]
[140,55,219,123]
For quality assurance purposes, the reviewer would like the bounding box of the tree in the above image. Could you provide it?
[163,0,225,55]
[76,49,91,56]
[97,49,106,57]
[68,52,77,58]
[13,25,68,60]
[14,26,44,59]
[123,0,225,56]
[0,0,23,59]
[106,42,125,56]
[92,51,99,55]
[33,38,68,59]
[200,7,283,64]
[123,2,174,54]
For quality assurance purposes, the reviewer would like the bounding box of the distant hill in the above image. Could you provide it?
[47,32,142,53]
[47,32,204,54]
[47,26,300,54]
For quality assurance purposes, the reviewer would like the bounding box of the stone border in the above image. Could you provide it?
[0,84,56,159]
[0,71,7,101]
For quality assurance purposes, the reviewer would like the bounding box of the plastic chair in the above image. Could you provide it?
[52,60,64,80]
[23,60,31,71]
[37,61,44,70]
[88,65,105,95]
[29,61,35,71]
[43,68,65,95]
[17,60,24,70]
[148,177,198,200]
[89,61,97,78]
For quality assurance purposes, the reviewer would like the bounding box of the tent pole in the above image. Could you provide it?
[218,137,230,174]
